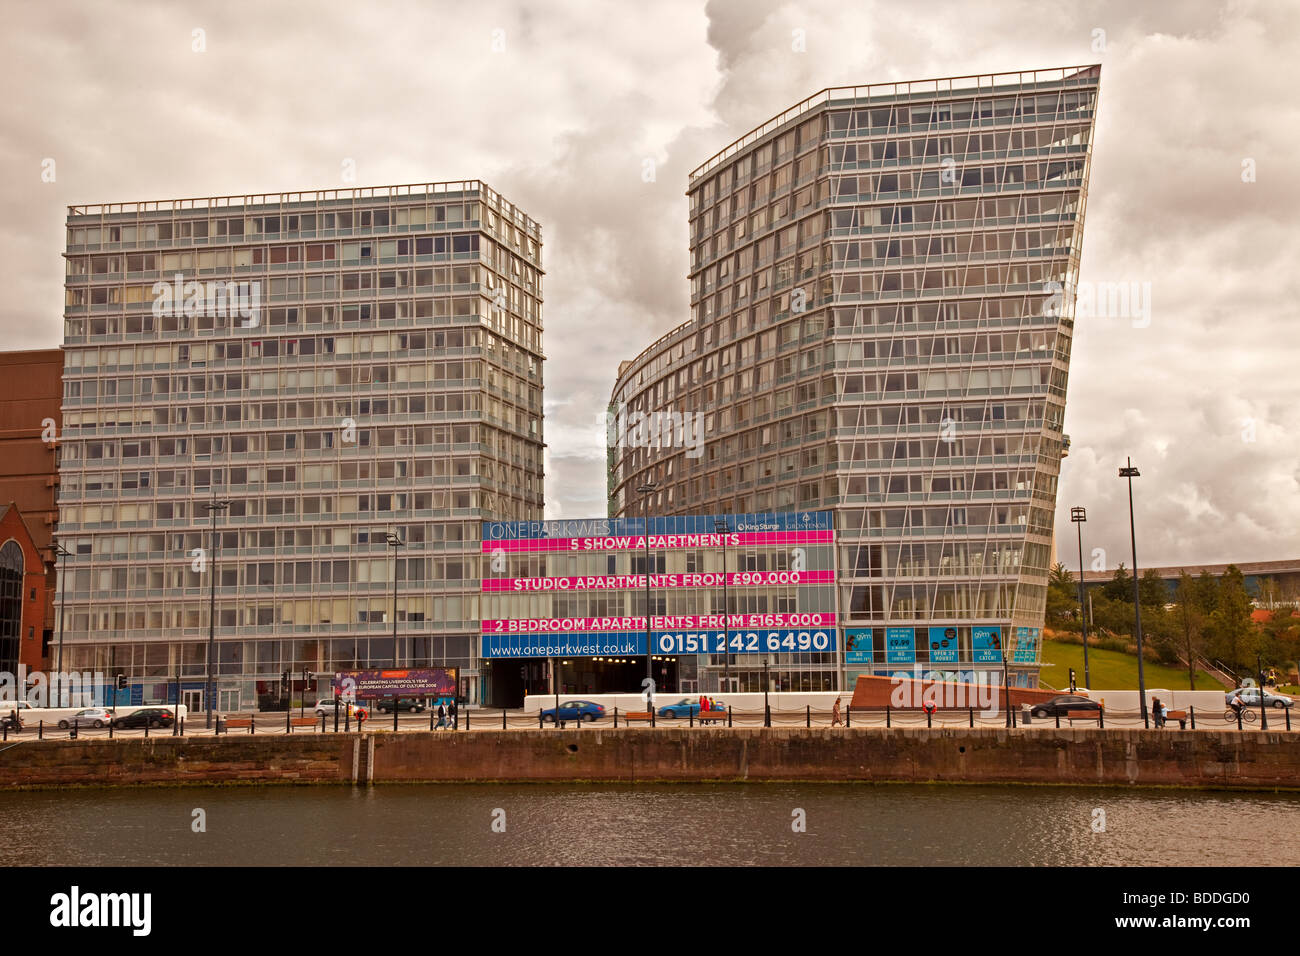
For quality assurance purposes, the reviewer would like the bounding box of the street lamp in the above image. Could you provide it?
[715,518,731,695]
[636,481,657,712]
[49,542,71,705]
[203,496,230,729]
[386,531,404,666]
[1256,653,1269,731]
[1000,637,1012,728]
[1118,458,1149,726]
[1070,507,1091,690]
[763,655,771,727]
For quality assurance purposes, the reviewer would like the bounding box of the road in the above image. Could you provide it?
[3,703,1294,740]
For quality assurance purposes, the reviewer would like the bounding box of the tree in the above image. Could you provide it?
[1139,568,1169,608]
[1173,571,1208,690]
[1207,565,1256,674]
[1102,564,1133,603]
[1045,563,1079,631]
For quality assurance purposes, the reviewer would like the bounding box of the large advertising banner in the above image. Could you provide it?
[927,626,960,664]
[481,629,839,659]
[885,627,916,664]
[844,628,873,663]
[333,668,457,699]
[482,612,836,634]
[1013,626,1040,663]
[972,626,1004,663]
[481,569,835,591]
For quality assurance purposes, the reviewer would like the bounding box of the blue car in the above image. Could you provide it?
[658,698,727,719]
[540,700,606,723]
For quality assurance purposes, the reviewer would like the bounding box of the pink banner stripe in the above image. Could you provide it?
[481,570,835,592]
[481,613,837,633]
[480,530,833,553]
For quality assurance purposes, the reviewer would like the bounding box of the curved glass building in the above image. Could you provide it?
[609,67,1101,692]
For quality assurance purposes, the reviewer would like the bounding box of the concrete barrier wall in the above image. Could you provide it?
[2,728,1298,791]
[520,691,847,715]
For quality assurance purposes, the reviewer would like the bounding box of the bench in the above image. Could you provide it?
[1163,709,1188,729]
[696,710,728,723]
[1064,709,1102,725]
[224,717,255,729]
[619,710,654,722]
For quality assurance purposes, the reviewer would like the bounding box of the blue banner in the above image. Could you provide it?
[482,634,645,659]
[972,626,1003,663]
[927,626,960,664]
[885,627,915,664]
[655,629,837,655]
[844,628,873,663]
[1013,626,1040,663]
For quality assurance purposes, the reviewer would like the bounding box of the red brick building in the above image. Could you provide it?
[0,503,53,674]
[0,349,63,672]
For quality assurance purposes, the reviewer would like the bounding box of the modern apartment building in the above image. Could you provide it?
[58,181,544,710]
[610,67,1101,690]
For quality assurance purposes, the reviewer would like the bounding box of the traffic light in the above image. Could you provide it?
[115,674,127,690]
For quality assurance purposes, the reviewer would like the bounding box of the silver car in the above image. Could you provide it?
[1226,688,1293,709]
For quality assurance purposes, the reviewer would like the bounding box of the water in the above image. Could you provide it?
[2,783,1295,866]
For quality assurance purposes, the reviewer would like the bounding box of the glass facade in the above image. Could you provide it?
[58,182,545,708]
[609,67,1101,687]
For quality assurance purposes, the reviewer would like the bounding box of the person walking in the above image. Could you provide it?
[831,696,843,727]
[435,700,448,730]
[1151,696,1164,728]
[449,697,458,730]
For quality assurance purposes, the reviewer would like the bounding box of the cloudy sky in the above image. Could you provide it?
[3,0,1297,571]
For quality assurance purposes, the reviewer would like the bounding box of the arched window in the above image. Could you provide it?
[0,540,23,675]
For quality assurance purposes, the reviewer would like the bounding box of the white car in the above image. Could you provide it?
[313,698,368,718]
[1226,688,1293,709]
[58,707,113,729]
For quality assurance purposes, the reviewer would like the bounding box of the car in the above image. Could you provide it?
[1030,695,1103,719]
[539,700,605,723]
[375,697,426,714]
[1226,688,1293,709]
[113,708,174,729]
[658,698,728,718]
[314,698,369,719]
[58,708,112,729]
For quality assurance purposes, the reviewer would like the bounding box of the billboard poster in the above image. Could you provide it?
[972,626,1003,663]
[333,668,457,700]
[1013,626,1040,663]
[927,626,960,664]
[844,628,873,664]
[885,627,915,664]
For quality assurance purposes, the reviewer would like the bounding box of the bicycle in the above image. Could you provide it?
[1223,706,1257,724]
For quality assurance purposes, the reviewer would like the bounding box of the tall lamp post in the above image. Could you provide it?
[714,518,731,695]
[762,655,771,727]
[50,543,71,704]
[636,481,657,712]
[1000,638,1013,728]
[1118,458,1149,726]
[203,497,230,729]
[386,531,404,666]
[1070,507,1091,690]
[1256,653,1269,731]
